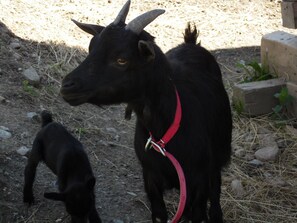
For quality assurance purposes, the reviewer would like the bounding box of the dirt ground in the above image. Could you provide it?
[1,0,297,222]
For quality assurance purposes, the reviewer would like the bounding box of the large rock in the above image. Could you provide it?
[22,66,40,85]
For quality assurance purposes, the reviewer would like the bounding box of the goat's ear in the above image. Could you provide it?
[138,40,155,62]
[72,19,105,36]
[86,176,96,190]
[44,192,66,201]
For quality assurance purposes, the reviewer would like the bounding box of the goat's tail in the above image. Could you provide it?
[41,110,53,127]
[183,22,200,45]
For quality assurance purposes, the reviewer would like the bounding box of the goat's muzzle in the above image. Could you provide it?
[60,79,88,106]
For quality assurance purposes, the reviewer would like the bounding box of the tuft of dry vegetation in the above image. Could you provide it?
[1,1,297,222]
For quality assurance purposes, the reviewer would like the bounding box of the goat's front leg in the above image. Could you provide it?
[143,168,167,223]
[88,206,102,223]
[23,161,38,204]
[23,140,42,205]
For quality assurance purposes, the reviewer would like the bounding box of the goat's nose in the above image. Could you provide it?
[62,80,75,88]
[62,78,77,90]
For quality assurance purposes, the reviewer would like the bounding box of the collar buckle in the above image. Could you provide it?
[145,136,166,156]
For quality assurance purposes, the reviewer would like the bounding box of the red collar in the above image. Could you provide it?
[145,87,182,151]
[145,87,186,223]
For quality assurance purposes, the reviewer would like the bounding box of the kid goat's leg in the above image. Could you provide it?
[23,140,42,204]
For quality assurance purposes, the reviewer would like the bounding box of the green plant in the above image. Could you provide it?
[272,87,294,118]
[233,99,244,115]
[22,80,38,96]
[237,60,276,83]
[75,127,87,140]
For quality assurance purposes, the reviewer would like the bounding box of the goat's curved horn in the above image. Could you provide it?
[113,0,131,25]
[125,9,165,34]
[71,19,104,36]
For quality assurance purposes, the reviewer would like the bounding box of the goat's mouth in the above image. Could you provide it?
[60,92,90,106]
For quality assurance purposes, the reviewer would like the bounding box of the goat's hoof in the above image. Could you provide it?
[23,195,34,205]
[155,218,162,223]
[153,217,167,223]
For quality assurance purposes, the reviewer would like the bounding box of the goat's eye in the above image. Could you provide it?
[116,58,128,66]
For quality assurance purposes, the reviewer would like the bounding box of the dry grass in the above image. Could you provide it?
[222,114,297,222]
[1,0,297,222]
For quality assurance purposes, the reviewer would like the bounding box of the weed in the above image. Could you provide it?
[272,87,293,119]
[22,80,38,96]
[237,60,276,83]
[75,127,87,140]
[233,99,244,115]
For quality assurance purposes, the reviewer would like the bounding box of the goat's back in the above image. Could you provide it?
[165,30,232,167]
[35,120,92,177]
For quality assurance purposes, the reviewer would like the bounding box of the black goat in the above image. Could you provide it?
[60,1,232,222]
[23,111,101,223]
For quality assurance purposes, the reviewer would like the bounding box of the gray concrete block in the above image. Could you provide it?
[281,1,297,29]
[261,31,297,83]
[233,79,286,116]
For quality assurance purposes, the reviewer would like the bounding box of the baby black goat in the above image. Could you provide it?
[23,111,101,223]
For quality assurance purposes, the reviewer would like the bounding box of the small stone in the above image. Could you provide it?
[249,159,264,167]
[22,66,40,84]
[0,126,10,131]
[255,146,279,161]
[258,134,278,147]
[268,177,287,187]
[234,148,245,158]
[114,134,121,142]
[231,179,244,197]
[0,96,6,103]
[0,128,12,140]
[111,220,124,223]
[106,127,117,133]
[21,131,30,139]
[257,127,271,134]
[27,112,38,119]
[17,146,30,156]
[13,52,22,60]
[244,153,254,161]
[98,140,109,147]
[127,191,137,196]
[243,133,254,142]
[27,112,40,123]
[9,41,21,49]
[286,125,297,136]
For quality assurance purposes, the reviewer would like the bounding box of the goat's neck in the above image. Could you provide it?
[133,73,177,140]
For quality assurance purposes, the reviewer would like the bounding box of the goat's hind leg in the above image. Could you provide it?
[208,168,223,223]
[23,139,42,204]
[143,169,167,223]
[190,177,209,223]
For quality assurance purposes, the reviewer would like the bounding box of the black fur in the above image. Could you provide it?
[60,11,232,223]
[23,111,101,223]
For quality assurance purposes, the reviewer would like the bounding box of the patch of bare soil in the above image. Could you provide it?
[1,1,297,223]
